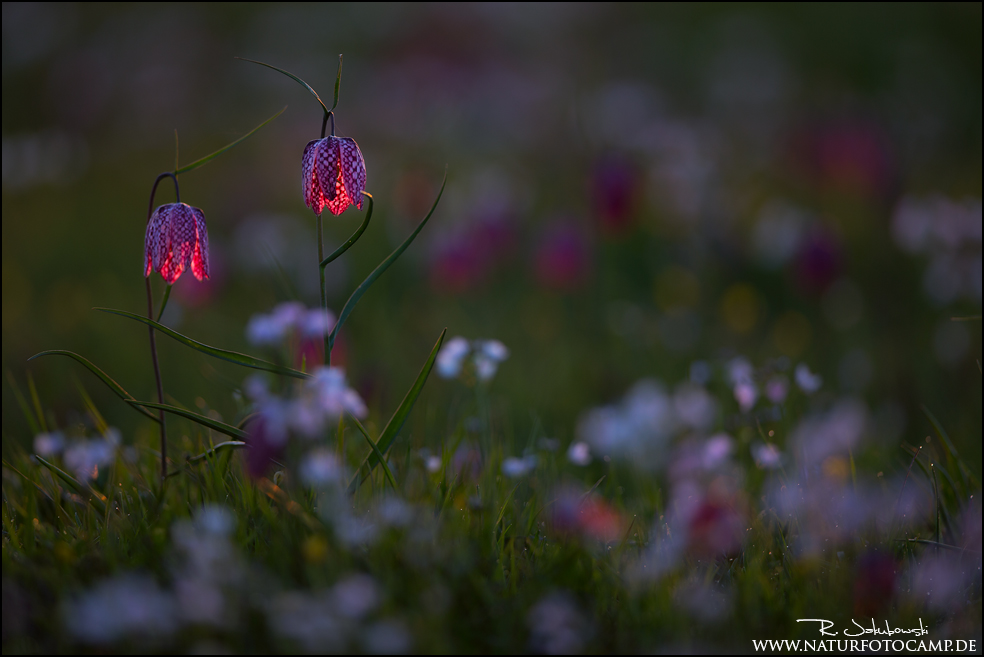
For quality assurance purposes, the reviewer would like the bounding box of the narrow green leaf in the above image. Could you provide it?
[350,416,398,492]
[34,456,106,511]
[329,173,446,351]
[130,401,247,439]
[156,284,173,323]
[331,54,343,112]
[28,350,160,423]
[186,441,247,464]
[237,57,330,116]
[6,370,41,434]
[348,328,446,493]
[174,106,286,176]
[95,308,309,379]
[320,192,373,268]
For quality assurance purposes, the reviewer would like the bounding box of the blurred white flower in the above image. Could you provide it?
[502,455,537,478]
[62,435,117,480]
[473,339,510,381]
[436,336,470,378]
[764,376,789,404]
[331,574,380,620]
[268,591,343,653]
[752,442,782,469]
[363,618,411,654]
[246,301,336,346]
[64,574,178,644]
[794,363,823,393]
[300,449,344,487]
[435,336,510,381]
[673,384,717,430]
[701,434,733,470]
[727,357,754,385]
[733,381,758,413]
[425,455,443,474]
[567,441,592,466]
[33,431,64,457]
[791,398,867,466]
[577,379,676,468]
[527,591,589,654]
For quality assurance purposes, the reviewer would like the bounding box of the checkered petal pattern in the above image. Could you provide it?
[144,202,211,284]
[301,136,367,215]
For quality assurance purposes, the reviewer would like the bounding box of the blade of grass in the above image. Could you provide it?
[348,328,446,493]
[29,351,159,423]
[921,404,969,492]
[27,373,47,432]
[6,370,41,434]
[349,416,398,492]
[173,106,286,175]
[328,173,446,352]
[130,401,247,439]
[35,456,106,511]
[95,308,309,379]
[236,58,329,116]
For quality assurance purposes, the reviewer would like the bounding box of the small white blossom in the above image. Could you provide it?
[436,336,470,378]
[795,363,823,393]
[733,381,758,413]
[63,436,117,480]
[502,455,537,478]
[64,574,178,644]
[33,431,64,457]
[246,302,336,346]
[752,442,782,469]
[300,449,344,487]
[567,441,592,466]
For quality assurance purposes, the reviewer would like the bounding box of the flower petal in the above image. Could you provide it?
[190,206,209,281]
[302,139,325,214]
[325,177,352,215]
[338,138,367,210]
[315,137,339,204]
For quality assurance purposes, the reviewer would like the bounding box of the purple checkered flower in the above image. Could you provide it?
[302,136,367,215]
[144,202,210,284]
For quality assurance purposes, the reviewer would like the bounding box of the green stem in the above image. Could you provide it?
[317,212,329,367]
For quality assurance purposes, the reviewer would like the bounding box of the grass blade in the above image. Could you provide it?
[331,54,342,111]
[328,173,446,351]
[34,456,106,511]
[131,401,247,439]
[348,328,446,493]
[28,350,160,423]
[237,58,329,116]
[350,416,399,492]
[96,308,309,379]
[174,106,286,175]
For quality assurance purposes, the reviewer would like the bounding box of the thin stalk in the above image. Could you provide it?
[317,212,329,367]
[156,285,173,322]
[146,172,180,481]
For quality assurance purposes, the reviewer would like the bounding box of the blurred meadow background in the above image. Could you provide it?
[2,2,982,653]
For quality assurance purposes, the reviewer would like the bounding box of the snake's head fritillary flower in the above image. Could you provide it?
[144,202,210,284]
[302,136,367,215]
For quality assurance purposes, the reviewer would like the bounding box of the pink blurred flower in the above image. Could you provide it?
[552,490,626,543]
[685,494,744,559]
[144,202,209,284]
[791,120,894,200]
[590,155,639,235]
[533,222,591,291]
[853,551,897,618]
[793,228,842,294]
[302,136,367,215]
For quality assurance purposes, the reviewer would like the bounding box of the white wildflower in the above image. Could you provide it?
[795,363,823,393]
[436,336,470,378]
[567,441,592,466]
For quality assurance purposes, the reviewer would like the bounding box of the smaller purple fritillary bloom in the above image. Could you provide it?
[144,202,210,285]
[302,136,367,215]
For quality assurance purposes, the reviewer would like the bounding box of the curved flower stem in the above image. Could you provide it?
[319,193,373,268]
[318,193,375,369]
[156,285,173,322]
[146,172,180,481]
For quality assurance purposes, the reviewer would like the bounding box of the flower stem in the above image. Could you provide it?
[145,172,180,481]
[156,284,173,323]
[317,212,330,367]
[145,277,168,481]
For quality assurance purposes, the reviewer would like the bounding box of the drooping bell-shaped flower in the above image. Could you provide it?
[302,136,366,215]
[144,202,210,284]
